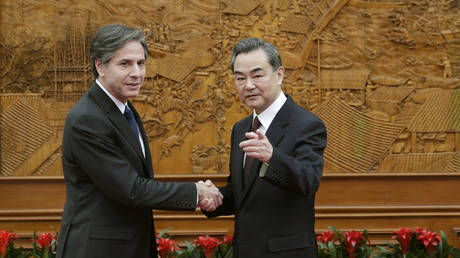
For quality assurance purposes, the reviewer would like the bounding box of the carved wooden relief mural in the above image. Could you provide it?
[1,0,459,176]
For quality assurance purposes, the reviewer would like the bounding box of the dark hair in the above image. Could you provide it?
[230,38,282,73]
[90,24,148,79]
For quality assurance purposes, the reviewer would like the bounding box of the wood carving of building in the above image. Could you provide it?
[379,152,460,173]
[313,95,404,172]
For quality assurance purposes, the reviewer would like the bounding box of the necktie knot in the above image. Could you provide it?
[124,106,135,121]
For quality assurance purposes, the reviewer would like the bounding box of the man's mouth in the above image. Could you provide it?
[246,94,258,100]
[126,83,140,88]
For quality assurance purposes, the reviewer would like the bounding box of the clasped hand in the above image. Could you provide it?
[195,180,222,212]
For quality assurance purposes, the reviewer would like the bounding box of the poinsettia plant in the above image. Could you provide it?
[213,234,233,258]
[374,227,460,258]
[2,227,459,257]
[31,231,58,258]
[317,226,374,258]
[1,230,57,258]
[155,227,233,258]
[0,230,18,258]
[193,235,221,258]
[156,228,181,258]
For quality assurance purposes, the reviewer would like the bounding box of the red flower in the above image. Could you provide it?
[0,230,17,257]
[194,235,221,258]
[317,231,335,244]
[223,233,233,246]
[343,231,364,258]
[34,232,56,250]
[417,230,441,254]
[156,236,180,258]
[392,228,414,254]
[415,227,426,235]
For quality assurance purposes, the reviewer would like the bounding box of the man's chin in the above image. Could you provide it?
[245,99,261,108]
[127,90,141,99]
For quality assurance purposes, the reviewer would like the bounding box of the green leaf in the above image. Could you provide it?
[222,247,233,258]
[450,248,460,257]
[43,247,50,258]
[32,230,38,254]
[158,226,174,238]
[328,240,338,258]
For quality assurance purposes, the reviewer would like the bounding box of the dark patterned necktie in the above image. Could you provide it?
[123,106,141,146]
[243,116,261,187]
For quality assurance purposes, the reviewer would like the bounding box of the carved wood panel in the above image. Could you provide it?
[1,0,459,176]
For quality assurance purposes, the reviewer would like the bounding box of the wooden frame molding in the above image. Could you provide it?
[1,174,459,247]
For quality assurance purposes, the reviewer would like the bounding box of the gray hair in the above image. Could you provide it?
[230,38,282,73]
[90,24,148,79]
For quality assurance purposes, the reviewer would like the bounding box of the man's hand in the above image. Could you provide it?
[195,180,222,212]
[239,129,272,163]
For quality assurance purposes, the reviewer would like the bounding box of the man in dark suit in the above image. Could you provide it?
[203,38,327,257]
[57,24,222,258]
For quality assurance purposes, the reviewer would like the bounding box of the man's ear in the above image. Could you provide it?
[277,66,285,86]
[95,59,104,77]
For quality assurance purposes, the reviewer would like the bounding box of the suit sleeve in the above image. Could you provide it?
[263,115,327,197]
[65,111,197,210]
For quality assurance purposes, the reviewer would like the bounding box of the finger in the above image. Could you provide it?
[241,144,261,152]
[200,198,215,211]
[207,198,215,207]
[242,146,263,158]
[204,180,213,187]
[239,139,260,148]
[244,132,258,139]
[198,198,209,208]
[209,204,217,211]
[255,129,265,140]
[204,203,216,212]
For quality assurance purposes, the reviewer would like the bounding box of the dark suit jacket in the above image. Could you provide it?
[57,83,197,258]
[204,96,327,258]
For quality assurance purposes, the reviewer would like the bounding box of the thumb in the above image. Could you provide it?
[255,129,265,140]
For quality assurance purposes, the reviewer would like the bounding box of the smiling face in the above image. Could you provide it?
[95,40,146,103]
[233,48,284,114]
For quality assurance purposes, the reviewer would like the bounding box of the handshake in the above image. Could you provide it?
[195,180,223,212]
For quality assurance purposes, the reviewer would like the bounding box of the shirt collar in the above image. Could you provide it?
[253,91,287,133]
[96,79,127,113]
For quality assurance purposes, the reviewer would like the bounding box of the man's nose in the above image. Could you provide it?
[245,78,256,90]
[130,64,142,77]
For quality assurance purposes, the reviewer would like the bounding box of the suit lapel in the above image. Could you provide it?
[265,96,293,150]
[89,84,146,162]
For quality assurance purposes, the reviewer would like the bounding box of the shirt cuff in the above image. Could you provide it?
[259,162,269,177]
